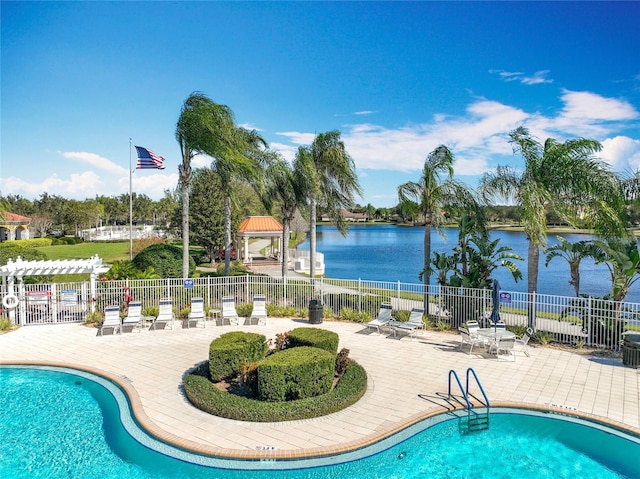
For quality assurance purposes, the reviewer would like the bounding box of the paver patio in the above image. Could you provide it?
[1,317,638,460]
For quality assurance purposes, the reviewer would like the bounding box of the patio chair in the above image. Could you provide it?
[99,305,121,336]
[458,326,486,354]
[248,294,268,326]
[122,301,143,333]
[151,298,174,330]
[490,337,516,361]
[221,296,240,326]
[187,297,206,328]
[363,302,393,334]
[515,327,533,357]
[391,307,425,340]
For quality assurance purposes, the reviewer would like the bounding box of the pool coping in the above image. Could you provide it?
[3,359,639,461]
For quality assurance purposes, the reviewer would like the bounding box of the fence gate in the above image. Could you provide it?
[19,283,88,325]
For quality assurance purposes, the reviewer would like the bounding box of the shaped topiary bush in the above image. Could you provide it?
[257,346,335,402]
[209,331,268,381]
[287,327,339,354]
[132,243,195,278]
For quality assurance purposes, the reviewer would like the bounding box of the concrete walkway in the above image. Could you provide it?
[1,317,638,461]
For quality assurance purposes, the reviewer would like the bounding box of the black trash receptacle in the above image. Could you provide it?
[622,334,640,368]
[309,299,323,324]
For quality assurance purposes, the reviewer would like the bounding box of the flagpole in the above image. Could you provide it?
[129,138,133,261]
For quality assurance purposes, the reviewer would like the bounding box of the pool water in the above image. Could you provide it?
[1,367,638,479]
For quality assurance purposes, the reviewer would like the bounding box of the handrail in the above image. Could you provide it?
[466,368,490,409]
[448,369,472,411]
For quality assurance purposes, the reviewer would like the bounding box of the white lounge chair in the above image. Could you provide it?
[221,296,240,326]
[364,302,393,334]
[99,305,121,336]
[152,298,174,330]
[187,297,206,328]
[249,294,268,326]
[122,301,143,333]
[391,307,425,339]
[515,327,533,357]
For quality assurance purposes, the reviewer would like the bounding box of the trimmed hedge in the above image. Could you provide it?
[208,332,267,381]
[132,243,195,278]
[287,327,339,354]
[257,346,335,402]
[184,359,368,422]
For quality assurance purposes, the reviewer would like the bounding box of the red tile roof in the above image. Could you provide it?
[4,212,31,222]
[237,216,283,233]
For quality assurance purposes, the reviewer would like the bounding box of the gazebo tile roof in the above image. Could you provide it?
[237,216,283,234]
[4,212,31,222]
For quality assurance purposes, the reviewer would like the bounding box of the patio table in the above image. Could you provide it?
[477,328,516,355]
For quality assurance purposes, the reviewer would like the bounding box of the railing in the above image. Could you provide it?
[2,274,637,351]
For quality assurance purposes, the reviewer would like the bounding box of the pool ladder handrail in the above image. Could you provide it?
[448,368,490,432]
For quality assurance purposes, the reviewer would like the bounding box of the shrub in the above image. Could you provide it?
[287,327,339,354]
[12,238,52,247]
[85,310,103,325]
[338,307,371,323]
[257,346,335,402]
[208,332,267,381]
[0,319,14,332]
[184,359,367,422]
[142,306,159,317]
[132,237,165,255]
[236,303,252,318]
[335,348,350,375]
[132,244,195,278]
[534,330,554,345]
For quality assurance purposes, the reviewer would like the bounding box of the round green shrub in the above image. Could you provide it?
[288,327,339,354]
[209,331,267,381]
[257,346,335,402]
[132,243,195,278]
[184,359,367,422]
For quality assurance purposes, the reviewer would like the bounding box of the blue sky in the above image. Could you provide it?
[2,1,639,208]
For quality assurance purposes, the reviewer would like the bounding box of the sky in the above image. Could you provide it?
[1,1,639,208]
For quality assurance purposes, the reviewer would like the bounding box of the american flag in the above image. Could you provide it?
[135,146,166,170]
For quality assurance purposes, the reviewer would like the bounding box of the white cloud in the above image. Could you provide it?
[191,153,210,168]
[124,172,179,198]
[559,90,638,121]
[492,69,553,85]
[61,151,128,174]
[0,171,103,198]
[275,131,316,145]
[600,136,640,170]
[354,110,376,116]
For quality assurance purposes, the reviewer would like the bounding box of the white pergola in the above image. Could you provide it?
[0,255,109,325]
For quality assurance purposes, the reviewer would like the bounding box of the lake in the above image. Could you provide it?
[298,224,640,303]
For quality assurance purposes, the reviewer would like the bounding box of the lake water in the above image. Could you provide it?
[299,224,640,303]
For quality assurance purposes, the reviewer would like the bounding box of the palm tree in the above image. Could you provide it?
[397,145,477,312]
[480,126,625,327]
[175,92,236,278]
[544,237,595,297]
[295,130,361,280]
[263,153,307,278]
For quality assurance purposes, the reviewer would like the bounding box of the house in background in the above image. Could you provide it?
[321,210,369,222]
[1,212,31,242]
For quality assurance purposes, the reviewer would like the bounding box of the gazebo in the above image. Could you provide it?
[0,255,109,325]
[236,216,284,263]
[0,212,31,241]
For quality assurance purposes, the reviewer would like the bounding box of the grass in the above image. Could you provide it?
[37,241,131,262]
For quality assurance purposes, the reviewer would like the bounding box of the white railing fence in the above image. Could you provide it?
[2,275,637,351]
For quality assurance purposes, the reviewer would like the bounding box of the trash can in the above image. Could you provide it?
[622,333,640,368]
[309,299,323,324]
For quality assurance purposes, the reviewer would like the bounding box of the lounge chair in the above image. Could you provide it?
[459,326,487,354]
[249,294,268,326]
[187,297,206,328]
[151,298,174,330]
[99,305,121,335]
[515,327,533,357]
[221,296,240,326]
[122,301,143,333]
[490,336,516,361]
[391,307,425,339]
[364,302,393,334]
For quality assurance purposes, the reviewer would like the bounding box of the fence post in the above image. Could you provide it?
[587,296,592,347]
[358,278,362,313]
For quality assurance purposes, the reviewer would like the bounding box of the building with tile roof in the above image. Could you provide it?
[1,212,31,242]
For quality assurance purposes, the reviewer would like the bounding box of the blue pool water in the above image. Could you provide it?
[1,366,639,479]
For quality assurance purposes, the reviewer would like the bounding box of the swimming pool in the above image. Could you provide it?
[1,366,638,478]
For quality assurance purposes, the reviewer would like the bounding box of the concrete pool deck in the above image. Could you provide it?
[1,318,639,460]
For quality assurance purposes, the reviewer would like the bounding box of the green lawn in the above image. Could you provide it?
[37,242,131,262]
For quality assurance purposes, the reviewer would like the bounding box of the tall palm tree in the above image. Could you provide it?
[544,237,595,297]
[262,153,307,278]
[175,92,236,278]
[295,130,361,280]
[397,145,477,312]
[480,126,625,327]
